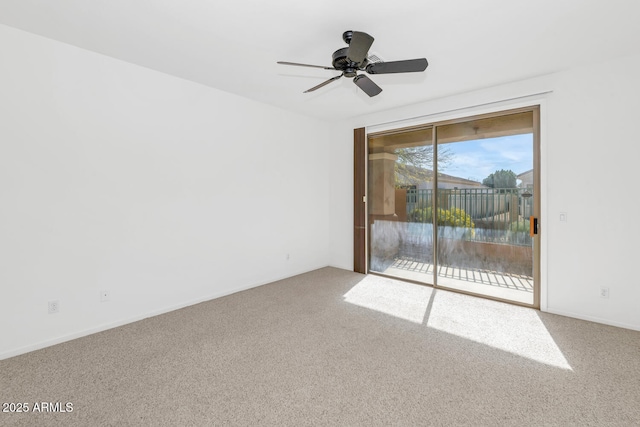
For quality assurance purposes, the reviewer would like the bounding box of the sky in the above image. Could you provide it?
[438,134,533,183]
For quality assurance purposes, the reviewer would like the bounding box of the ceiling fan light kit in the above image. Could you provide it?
[278,30,428,97]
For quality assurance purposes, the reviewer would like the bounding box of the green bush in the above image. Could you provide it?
[407,206,432,223]
[408,207,475,229]
[510,220,530,233]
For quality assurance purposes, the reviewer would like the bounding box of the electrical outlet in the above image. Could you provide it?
[600,287,609,298]
[100,290,110,302]
[48,300,59,314]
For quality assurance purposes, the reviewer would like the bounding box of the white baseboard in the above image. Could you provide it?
[544,307,640,332]
[328,262,353,272]
[0,265,328,361]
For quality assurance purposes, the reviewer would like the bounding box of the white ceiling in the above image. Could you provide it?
[1,0,639,121]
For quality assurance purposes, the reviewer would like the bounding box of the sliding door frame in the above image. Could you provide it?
[355,105,541,309]
[354,128,367,274]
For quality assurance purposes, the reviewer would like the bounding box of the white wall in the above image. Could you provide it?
[0,25,332,359]
[329,53,640,331]
[328,122,357,271]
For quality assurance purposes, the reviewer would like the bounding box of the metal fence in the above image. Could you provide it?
[406,188,533,246]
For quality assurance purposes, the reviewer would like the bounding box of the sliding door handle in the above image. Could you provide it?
[529,216,538,236]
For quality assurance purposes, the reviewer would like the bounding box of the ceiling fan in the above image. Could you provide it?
[278,30,428,97]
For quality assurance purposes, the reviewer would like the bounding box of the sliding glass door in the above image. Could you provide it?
[367,107,539,307]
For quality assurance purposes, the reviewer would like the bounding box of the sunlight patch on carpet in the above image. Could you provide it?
[344,275,572,370]
[343,275,432,324]
[426,291,572,370]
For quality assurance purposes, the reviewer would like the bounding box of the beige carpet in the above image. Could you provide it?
[2,267,639,426]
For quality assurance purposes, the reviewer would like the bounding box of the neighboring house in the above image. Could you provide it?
[429,172,486,190]
[397,164,486,190]
[517,169,534,189]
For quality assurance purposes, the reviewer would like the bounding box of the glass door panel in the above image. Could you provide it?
[368,127,436,282]
[435,112,535,305]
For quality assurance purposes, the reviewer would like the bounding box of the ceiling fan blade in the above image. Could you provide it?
[353,75,382,97]
[277,61,336,70]
[346,31,374,64]
[304,75,343,93]
[366,58,429,74]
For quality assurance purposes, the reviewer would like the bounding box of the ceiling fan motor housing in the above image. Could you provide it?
[332,47,367,77]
